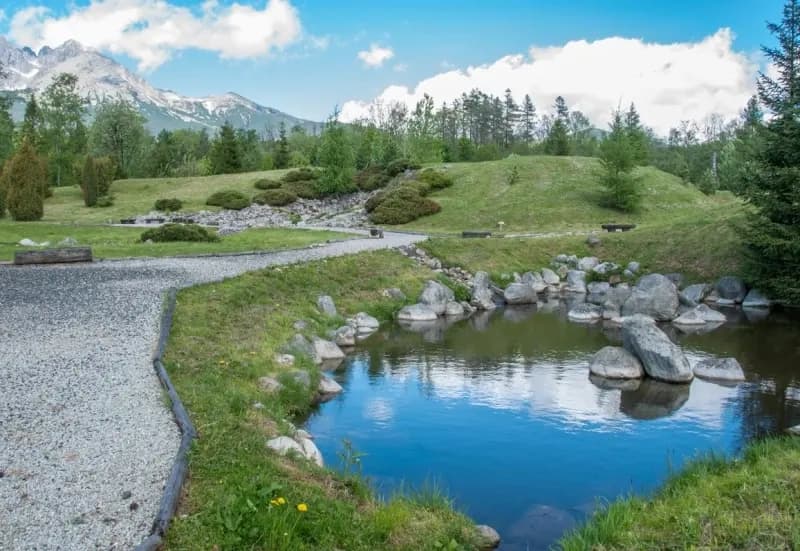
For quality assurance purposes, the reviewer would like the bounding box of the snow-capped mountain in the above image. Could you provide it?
[0,36,319,134]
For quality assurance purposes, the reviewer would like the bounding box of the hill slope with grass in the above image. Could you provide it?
[401,156,742,233]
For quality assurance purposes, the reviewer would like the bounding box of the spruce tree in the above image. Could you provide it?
[545,96,571,155]
[521,94,536,144]
[741,0,800,302]
[599,110,641,212]
[317,110,355,195]
[624,103,649,165]
[274,122,290,169]
[3,140,45,221]
[0,96,13,168]
[81,156,98,207]
[209,122,242,174]
[20,95,44,149]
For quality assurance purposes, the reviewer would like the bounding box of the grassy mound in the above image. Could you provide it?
[154,198,183,212]
[140,223,218,243]
[205,190,251,210]
[254,178,283,190]
[253,189,298,206]
[369,187,442,225]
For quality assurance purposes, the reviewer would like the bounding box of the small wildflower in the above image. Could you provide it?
[277,497,286,505]
[296,503,308,512]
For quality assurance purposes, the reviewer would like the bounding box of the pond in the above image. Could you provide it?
[303,300,800,550]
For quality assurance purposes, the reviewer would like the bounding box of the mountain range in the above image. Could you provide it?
[0,36,319,134]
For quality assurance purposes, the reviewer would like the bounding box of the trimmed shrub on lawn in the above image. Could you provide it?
[368,187,441,225]
[141,223,218,243]
[282,179,323,199]
[253,189,298,206]
[417,168,454,190]
[206,190,251,210]
[282,167,321,182]
[384,158,421,177]
[353,165,392,191]
[154,198,183,212]
[254,178,282,190]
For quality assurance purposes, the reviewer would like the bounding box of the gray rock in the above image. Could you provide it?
[567,303,602,323]
[311,337,345,361]
[318,375,343,394]
[297,436,324,467]
[292,320,309,331]
[444,301,466,316]
[18,238,39,247]
[577,256,599,271]
[623,269,634,278]
[626,261,640,273]
[284,334,318,362]
[397,303,438,321]
[471,271,496,310]
[681,284,709,305]
[565,270,587,293]
[333,325,356,347]
[742,289,771,309]
[672,308,706,326]
[554,254,570,264]
[521,271,547,292]
[586,233,601,247]
[274,353,295,367]
[716,276,747,303]
[587,281,611,305]
[58,237,79,247]
[622,315,693,382]
[294,428,313,440]
[350,312,380,334]
[476,524,501,549]
[290,370,312,388]
[556,264,569,279]
[695,304,727,323]
[693,357,745,382]
[267,436,304,458]
[317,295,338,317]
[589,374,641,391]
[420,280,455,315]
[258,376,283,393]
[593,262,620,276]
[601,301,621,320]
[664,273,684,289]
[622,273,679,321]
[541,267,560,285]
[606,285,632,309]
[504,282,538,304]
[589,346,644,379]
[382,287,406,301]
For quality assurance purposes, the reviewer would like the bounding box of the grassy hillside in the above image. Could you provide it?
[401,156,742,233]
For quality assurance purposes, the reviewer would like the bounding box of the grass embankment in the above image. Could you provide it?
[162,251,480,550]
[401,156,741,234]
[559,438,800,550]
[0,223,345,261]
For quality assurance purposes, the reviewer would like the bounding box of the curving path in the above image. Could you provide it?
[0,232,424,550]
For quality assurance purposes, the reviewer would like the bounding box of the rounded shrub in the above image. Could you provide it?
[368,187,441,225]
[417,168,454,190]
[353,165,391,191]
[254,178,283,190]
[384,158,421,177]
[205,190,251,210]
[364,190,386,213]
[282,179,323,200]
[140,223,218,243]
[154,198,183,212]
[253,189,298,206]
[282,167,321,182]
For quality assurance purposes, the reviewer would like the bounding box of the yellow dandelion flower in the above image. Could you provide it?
[269,498,279,506]
[296,503,308,512]
[277,497,286,505]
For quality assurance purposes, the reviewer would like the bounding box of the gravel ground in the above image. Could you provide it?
[0,231,424,550]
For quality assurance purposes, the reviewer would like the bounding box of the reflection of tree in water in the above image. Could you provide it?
[677,309,800,441]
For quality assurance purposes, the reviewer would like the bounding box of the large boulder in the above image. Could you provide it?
[521,271,548,293]
[333,325,356,347]
[587,282,611,305]
[716,276,747,304]
[349,312,380,335]
[504,282,538,304]
[284,334,318,363]
[266,436,304,458]
[296,435,324,467]
[317,295,337,317]
[565,270,587,293]
[471,271,496,310]
[577,256,599,271]
[622,274,679,321]
[681,283,709,305]
[541,267,560,285]
[589,346,644,379]
[695,304,727,323]
[312,337,345,361]
[742,289,771,309]
[693,357,745,382]
[567,303,602,323]
[419,280,455,315]
[397,303,438,321]
[593,262,620,276]
[622,315,693,382]
[445,301,466,316]
[476,524,501,550]
[318,375,343,395]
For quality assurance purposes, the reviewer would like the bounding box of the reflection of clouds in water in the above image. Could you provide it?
[389,350,740,431]
[364,397,394,426]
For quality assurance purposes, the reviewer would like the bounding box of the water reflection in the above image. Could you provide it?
[305,304,800,550]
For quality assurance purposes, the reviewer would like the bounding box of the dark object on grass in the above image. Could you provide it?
[205,190,251,210]
[253,189,298,206]
[370,228,384,238]
[144,217,166,224]
[462,231,492,238]
[171,217,196,224]
[154,198,183,212]
[14,247,93,265]
[601,223,636,232]
[120,218,136,224]
[140,223,218,243]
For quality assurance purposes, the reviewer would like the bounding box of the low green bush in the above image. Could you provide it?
[368,187,441,225]
[417,168,454,190]
[254,178,282,190]
[384,158,421,177]
[154,198,183,212]
[282,167,321,182]
[253,189,298,206]
[141,223,218,243]
[364,191,386,213]
[404,180,432,196]
[206,190,251,210]
[353,165,391,191]
[283,179,323,199]
[95,196,114,208]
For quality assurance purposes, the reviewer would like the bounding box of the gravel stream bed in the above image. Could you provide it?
[0,231,424,550]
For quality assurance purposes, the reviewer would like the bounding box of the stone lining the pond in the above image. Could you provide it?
[622,315,694,383]
[693,357,746,382]
[589,346,645,379]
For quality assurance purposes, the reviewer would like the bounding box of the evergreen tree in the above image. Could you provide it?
[624,103,649,164]
[89,98,147,178]
[40,73,86,186]
[3,140,45,221]
[740,0,800,302]
[150,130,176,176]
[317,110,355,195]
[274,122,290,169]
[0,96,13,168]
[502,88,519,148]
[20,95,44,148]
[598,109,641,212]
[545,96,571,155]
[209,122,242,174]
[81,156,99,207]
[521,94,536,144]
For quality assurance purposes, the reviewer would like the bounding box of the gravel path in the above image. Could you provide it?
[0,232,424,550]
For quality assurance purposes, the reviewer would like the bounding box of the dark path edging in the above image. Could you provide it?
[135,288,197,551]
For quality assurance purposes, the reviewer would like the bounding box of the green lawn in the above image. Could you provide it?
[162,250,481,550]
[559,438,800,550]
[0,222,346,261]
[399,156,742,234]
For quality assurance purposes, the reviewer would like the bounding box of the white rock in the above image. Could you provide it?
[693,357,745,382]
[577,256,599,271]
[317,295,337,316]
[397,303,439,321]
[444,301,466,316]
[312,337,345,361]
[334,325,356,347]
[568,303,602,322]
[541,267,560,285]
[318,375,343,395]
[589,346,644,379]
[297,436,324,467]
[18,238,39,247]
[351,312,380,332]
[267,436,305,458]
[476,524,501,549]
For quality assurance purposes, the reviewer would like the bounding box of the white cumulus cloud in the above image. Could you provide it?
[341,29,758,135]
[8,0,303,71]
[357,43,394,68]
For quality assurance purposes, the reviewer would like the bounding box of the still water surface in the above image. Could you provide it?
[304,302,800,550]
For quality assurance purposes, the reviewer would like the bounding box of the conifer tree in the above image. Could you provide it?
[545,96,571,155]
[274,122,290,169]
[599,109,641,211]
[81,156,98,207]
[209,122,242,174]
[3,140,45,221]
[521,94,536,144]
[317,110,355,195]
[624,103,649,165]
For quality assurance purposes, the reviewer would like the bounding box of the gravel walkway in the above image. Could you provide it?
[0,232,424,550]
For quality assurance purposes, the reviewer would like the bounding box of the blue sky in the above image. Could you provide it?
[0,0,788,127]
